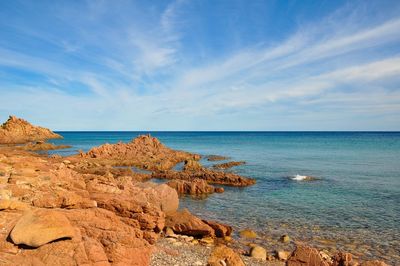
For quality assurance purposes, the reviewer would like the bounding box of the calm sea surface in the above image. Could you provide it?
[49,132,400,264]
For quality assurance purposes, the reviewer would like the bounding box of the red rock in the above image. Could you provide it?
[165,209,215,237]
[0,116,62,144]
[332,252,355,266]
[212,161,246,169]
[203,220,232,237]
[287,245,331,266]
[208,245,245,266]
[82,134,199,171]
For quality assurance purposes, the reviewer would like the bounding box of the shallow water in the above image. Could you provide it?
[49,131,400,264]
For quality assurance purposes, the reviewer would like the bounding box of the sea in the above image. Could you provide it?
[48,131,400,264]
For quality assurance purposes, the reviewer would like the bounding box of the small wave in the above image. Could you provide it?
[289,174,318,181]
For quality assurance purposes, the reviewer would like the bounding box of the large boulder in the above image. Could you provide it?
[165,209,215,237]
[208,245,245,266]
[10,209,76,247]
[0,116,62,144]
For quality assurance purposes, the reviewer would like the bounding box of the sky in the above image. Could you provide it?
[0,0,400,131]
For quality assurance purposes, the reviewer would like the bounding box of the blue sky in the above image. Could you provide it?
[1,0,400,130]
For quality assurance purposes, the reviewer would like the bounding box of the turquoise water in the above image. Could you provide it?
[50,132,400,264]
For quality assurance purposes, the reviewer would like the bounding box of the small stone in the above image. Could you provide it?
[250,245,267,260]
[200,236,214,245]
[167,238,177,243]
[63,160,71,164]
[239,229,257,239]
[165,227,176,238]
[277,250,290,261]
[224,236,232,242]
[172,241,183,247]
[193,261,203,266]
[280,234,290,243]
[191,240,199,245]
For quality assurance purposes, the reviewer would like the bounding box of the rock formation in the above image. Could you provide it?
[0,116,62,144]
[167,178,224,195]
[212,161,246,169]
[206,155,230,161]
[21,141,71,151]
[82,134,200,170]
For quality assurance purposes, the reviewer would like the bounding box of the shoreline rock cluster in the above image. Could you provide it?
[0,116,392,266]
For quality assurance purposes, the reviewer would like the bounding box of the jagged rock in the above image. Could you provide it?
[183,159,202,171]
[281,234,290,243]
[208,245,245,266]
[167,178,224,195]
[165,209,215,237]
[10,209,76,247]
[0,116,62,144]
[212,161,246,169]
[82,134,199,171]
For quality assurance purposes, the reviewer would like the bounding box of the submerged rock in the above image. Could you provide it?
[21,142,71,151]
[10,209,76,247]
[239,229,257,239]
[0,116,62,144]
[212,161,246,169]
[206,155,230,161]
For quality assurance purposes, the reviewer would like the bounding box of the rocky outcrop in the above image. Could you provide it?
[82,134,200,170]
[287,245,332,266]
[152,169,255,187]
[0,116,62,144]
[212,161,246,169]
[208,245,245,266]
[10,209,76,247]
[21,141,71,151]
[167,178,224,195]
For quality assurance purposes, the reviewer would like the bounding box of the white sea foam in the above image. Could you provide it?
[291,174,309,181]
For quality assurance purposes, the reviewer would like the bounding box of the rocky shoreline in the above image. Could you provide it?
[0,116,392,265]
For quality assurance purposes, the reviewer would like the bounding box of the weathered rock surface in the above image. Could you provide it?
[208,245,245,266]
[212,161,246,169]
[0,116,62,144]
[165,209,215,237]
[82,134,200,170]
[202,220,232,237]
[250,245,267,260]
[167,178,224,195]
[10,209,76,247]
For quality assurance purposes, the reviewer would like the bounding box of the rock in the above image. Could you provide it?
[135,182,179,214]
[0,199,30,211]
[166,209,215,237]
[281,234,290,243]
[207,155,230,161]
[165,227,176,237]
[82,134,199,171]
[277,250,291,261]
[10,209,76,247]
[239,229,257,239]
[287,245,331,266]
[203,220,232,237]
[21,142,71,151]
[212,161,246,169]
[208,245,245,266]
[332,252,353,265]
[0,189,12,200]
[250,245,267,260]
[183,159,202,171]
[0,115,62,144]
[200,236,214,245]
[152,169,255,187]
[167,178,223,196]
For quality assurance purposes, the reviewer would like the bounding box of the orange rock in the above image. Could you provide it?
[166,209,215,237]
[287,245,331,266]
[202,220,232,237]
[208,245,245,266]
[167,178,223,195]
[0,116,62,144]
[10,209,76,247]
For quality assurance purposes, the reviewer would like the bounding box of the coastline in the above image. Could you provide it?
[0,117,396,265]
